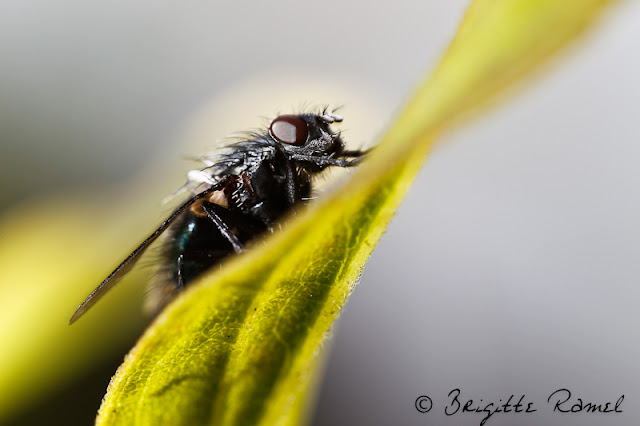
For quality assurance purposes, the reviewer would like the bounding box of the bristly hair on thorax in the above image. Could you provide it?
[164,105,347,202]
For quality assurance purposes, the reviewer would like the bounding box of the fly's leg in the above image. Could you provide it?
[201,203,245,253]
[288,154,362,168]
[201,202,269,253]
[173,250,225,289]
[176,254,185,290]
[289,146,372,168]
[341,148,370,157]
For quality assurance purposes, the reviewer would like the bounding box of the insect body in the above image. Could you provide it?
[69,109,364,324]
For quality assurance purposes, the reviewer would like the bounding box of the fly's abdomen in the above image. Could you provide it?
[146,210,234,314]
[170,212,236,287]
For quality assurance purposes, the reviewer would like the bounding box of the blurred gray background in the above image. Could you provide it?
[1,1,639,425]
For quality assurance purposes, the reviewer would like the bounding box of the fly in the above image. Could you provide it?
[69,108,365,324]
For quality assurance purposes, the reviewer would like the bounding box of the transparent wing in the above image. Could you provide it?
[68,187,218,324]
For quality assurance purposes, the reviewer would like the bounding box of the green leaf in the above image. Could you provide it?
[96,1,614,425]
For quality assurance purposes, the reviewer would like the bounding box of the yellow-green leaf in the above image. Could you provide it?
[96,1,614,425]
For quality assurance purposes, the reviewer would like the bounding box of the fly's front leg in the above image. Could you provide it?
[288,154,362,168]
[340,148,371,158]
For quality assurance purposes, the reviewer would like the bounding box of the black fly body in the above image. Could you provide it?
[69,108,366,324]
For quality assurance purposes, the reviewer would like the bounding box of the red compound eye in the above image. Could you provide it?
[269,115,308,146]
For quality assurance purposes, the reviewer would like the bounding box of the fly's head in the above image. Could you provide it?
[268,109,347,169]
